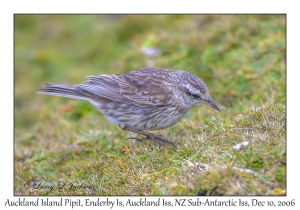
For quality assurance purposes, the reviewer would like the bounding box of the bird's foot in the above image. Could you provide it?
[146,133,175,145]
[126,134,175,145]
[126,137,148,142]
[120,124,175,145]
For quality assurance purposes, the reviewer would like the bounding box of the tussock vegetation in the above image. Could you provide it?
[15,15,285,195]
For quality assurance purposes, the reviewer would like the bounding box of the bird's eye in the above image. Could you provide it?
[191,94,201,99]
[186,90,201,99]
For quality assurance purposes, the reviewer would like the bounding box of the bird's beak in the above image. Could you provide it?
[206,98,221,112]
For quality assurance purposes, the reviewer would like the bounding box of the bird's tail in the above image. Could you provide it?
[37,83,89,101]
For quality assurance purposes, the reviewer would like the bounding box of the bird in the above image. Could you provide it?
[38,68,220,145]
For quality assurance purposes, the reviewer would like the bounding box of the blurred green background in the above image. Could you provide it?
[15,15,285,130]
[14,15,286,195]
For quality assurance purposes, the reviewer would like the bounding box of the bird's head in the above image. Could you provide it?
[177,71,220,112]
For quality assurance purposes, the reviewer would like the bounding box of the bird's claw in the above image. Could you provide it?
[126,137,148,142]
[126,135,175,145]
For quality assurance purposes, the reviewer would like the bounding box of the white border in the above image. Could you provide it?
[1,0,299,209]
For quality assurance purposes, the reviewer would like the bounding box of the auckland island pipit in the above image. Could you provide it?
[38,68,220,144]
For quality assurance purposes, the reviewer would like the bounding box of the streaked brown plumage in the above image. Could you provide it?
[38,68,220,144]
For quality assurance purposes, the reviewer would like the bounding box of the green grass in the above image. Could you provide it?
[14,15,286,195]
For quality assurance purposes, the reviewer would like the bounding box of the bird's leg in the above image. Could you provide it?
[119,124,175,145]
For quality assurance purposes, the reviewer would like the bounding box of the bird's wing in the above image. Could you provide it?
[75,71,173,107]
